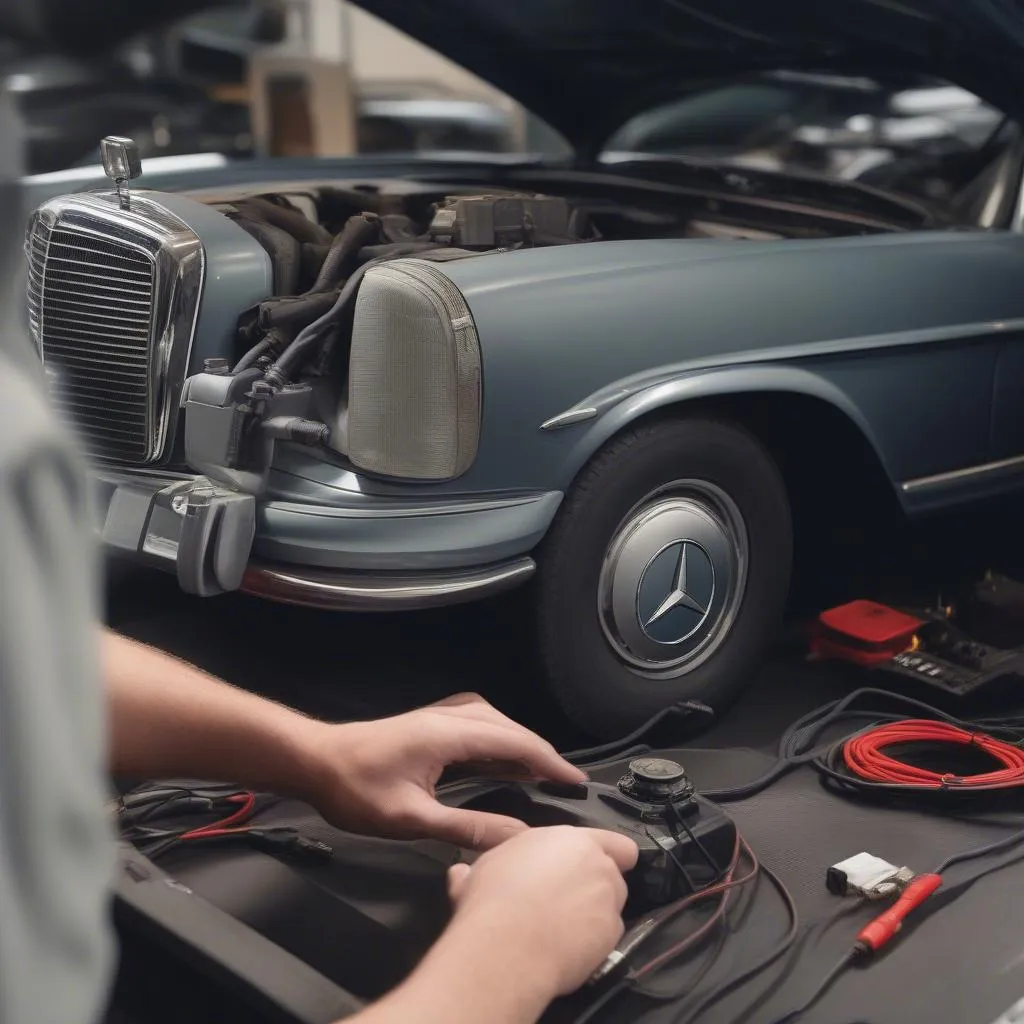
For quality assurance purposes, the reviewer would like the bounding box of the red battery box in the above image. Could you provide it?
[811,599,925,667]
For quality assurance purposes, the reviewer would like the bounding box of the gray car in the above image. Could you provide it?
[22,0,1024,738]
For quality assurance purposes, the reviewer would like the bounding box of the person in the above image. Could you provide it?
[0,101,637,1024]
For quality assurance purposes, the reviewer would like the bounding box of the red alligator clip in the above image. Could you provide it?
[855,873,943,954]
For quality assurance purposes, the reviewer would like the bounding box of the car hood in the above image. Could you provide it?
[355,0,1024,157]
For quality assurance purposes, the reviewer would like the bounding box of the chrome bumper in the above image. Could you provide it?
[95,470,556,611]
[242,558,535,612]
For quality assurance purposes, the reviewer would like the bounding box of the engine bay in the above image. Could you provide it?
[183,174,922,383]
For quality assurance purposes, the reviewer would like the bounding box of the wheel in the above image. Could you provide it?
[536,416,792,739]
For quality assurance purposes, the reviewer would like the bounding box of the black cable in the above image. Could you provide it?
[766,949,858,1024]
[562,701,714,765]
[705,687,1024,803]
[933,825,1024,874]
[569,978,631,1024]
[672,862,800,1024]
[666,802,723,879]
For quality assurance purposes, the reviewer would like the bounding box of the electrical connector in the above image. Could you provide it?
[826,852,915,899]
[854,873,943,953]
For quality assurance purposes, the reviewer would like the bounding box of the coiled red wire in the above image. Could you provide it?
[842,719,1024,790]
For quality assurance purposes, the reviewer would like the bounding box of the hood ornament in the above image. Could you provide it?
[100,136,142,211]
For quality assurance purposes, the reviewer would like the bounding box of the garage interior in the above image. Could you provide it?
[10,3,1024,1024]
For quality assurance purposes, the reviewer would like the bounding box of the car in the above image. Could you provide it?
[22,0,1024,738]
[603,70,1004,195]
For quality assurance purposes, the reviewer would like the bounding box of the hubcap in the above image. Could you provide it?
[598,481,748,677]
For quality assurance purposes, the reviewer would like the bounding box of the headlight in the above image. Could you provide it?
[347,259,482,480]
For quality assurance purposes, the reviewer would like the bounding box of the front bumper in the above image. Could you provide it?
[95,471,561,611]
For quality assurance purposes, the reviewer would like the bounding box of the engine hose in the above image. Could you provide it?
[235,196,332,245]
[266,241,448,386]
[233,335,278,374]
[262,263,373,387]
[257,292,342,333]
[308,213,380,293]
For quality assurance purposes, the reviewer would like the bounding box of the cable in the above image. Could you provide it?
[562,701,715,766]
[671,862,800,1024]
[631,837,758,983]
[934,825,1024,874]
[705,687,1024,803]
[840,720,1024,792]
[769,838,1024,1024]
[767,949,858,1024]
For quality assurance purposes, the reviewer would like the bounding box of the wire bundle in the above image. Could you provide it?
[703,687,1024,803]
[117,783,332,862]
[841,719,1024,792]
[576,830,799,1024]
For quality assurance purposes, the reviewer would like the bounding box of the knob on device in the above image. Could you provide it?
[618,757,696,804]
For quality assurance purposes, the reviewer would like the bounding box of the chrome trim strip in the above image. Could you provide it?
[261,491,558,520]
[544,316,1024,429]
[540,407,598,431]
[241,557,536,611]
[901,453,1024,493]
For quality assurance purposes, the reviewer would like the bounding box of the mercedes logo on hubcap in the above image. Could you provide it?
[636,540,716,645]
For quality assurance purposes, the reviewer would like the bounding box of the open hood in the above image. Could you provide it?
[355,0,1024,157]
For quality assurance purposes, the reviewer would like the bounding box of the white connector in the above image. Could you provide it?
[826,852,915,899]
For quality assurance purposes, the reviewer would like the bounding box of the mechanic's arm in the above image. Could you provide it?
[103,629,586,848]
[345,827,638,1024]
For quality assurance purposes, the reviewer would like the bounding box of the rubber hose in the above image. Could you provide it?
[308,214,380,293]
[235,196,332,245]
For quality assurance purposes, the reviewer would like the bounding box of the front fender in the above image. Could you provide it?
[559,363,897,491]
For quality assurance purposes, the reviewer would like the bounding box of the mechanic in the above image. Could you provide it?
[0,108,637,1024]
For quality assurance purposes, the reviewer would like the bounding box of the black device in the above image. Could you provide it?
[438,757,737,912]
[881,617,1024,698]
[109,754,736,1022]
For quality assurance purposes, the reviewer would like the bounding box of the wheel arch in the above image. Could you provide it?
[556,366,907,589]
[565,366,900,502]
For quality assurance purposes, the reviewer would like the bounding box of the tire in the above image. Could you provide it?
[536,416,792,739]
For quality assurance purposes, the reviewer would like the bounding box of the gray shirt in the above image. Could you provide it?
[0,88,116,1024]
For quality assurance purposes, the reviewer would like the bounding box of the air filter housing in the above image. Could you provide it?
[347,259,482,481]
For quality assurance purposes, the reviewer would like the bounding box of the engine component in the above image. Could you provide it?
[437,773,736,912]
[428,193,571,248]
[618,757,697,806]
[346,259,482,481]
[180,368,326,495]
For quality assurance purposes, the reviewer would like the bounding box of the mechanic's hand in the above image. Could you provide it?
[446,826,639,997]
[301,692,587,849]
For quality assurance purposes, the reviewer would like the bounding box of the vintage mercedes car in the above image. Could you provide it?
[23,0,1024,737]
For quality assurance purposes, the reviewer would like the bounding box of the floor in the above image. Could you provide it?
[105,492,1024,749]
[103,493,1024,1024]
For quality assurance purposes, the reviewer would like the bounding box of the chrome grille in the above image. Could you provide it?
[29,226,156,466]
[26,193,206,467]
[36,228,155,462]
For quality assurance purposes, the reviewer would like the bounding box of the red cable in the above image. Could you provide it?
[842,720,1024,790]
[180,791,256,840]
[180,826,255,841]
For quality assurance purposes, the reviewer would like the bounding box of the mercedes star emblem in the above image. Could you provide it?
[636,540,716,645]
